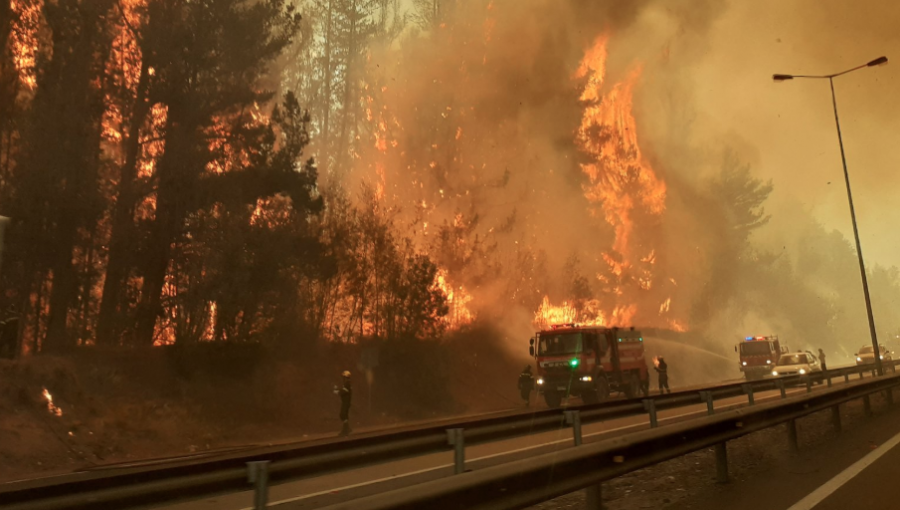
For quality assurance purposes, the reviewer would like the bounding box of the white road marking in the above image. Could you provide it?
[785,426,900,510]
[248,387,807,509]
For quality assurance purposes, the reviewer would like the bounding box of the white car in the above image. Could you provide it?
[771,351,823,378]
[856,345,892,365]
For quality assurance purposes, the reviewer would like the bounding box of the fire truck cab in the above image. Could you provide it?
[529,324,651,408]
[736,335,786,380]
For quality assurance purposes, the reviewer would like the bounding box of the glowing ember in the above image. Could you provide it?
[659,297,671,314]
[9,0,41,88]
[42,388,63,417]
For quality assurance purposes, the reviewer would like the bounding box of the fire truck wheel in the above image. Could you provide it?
[544,391,562,408]
[594,376,610,400]
[624,373,642,399]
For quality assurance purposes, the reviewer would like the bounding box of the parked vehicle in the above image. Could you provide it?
[771,350,823,382]
[856,345,893,365]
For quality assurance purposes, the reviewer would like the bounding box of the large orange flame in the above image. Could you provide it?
[434,269,475,328]
[576,36,666,262]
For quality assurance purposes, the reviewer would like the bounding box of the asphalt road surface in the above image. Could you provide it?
[156,374,867,510]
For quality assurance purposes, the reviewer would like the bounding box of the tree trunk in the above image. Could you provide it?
[97,64,152,346]
[132,98,190,347]
[321,0,333,173]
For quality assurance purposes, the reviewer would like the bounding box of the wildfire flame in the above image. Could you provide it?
[530,35,677,333]
[533,296,606,330]
[652,356,660,368]
[435,269,475,328]
[576,35,666,265]
[42,387,63,417]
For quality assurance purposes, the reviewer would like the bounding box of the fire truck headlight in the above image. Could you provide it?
[580,376,592,382]
[880,355,885,360]
[766,360,771,364]
[772,370,779,376]
[799,368,806,375]
[857,357,862,362]
[742,361,747,366]
[537,378,544,386]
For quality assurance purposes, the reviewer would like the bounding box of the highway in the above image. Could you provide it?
[650,375,900,510]
[154,374,868,510]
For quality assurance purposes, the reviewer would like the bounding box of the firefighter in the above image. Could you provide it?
[518,365,535,407]
[655,357,671,394]
[818,348,827,371]
[334,370,352,437]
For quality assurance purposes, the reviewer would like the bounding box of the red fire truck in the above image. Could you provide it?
[736,335,786,380]
[529,324,651,408]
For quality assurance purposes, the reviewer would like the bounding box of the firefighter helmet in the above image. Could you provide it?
[342,370,351,378]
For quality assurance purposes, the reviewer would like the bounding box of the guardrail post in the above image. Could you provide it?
[787,420,799,453]
[699,391,727,482]
[863,395,872,417]
[845,373,850,383]
[777,379,786,399]
[860,371,865,380]
[827,373,832,388]
[805,377,812,394]
[247,461,270,510]
[565,411,603,509]
[832,405,842,434]
[565,410,583,446]
[586,485,603,510]
[700,391,714,415]
[872,370,877,378]
[643,399,658,428]
[742,384,755,405]
[447,428,465,475]
[715,443,728,484]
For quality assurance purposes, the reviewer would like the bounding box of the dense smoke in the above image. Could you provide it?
[330,0,728,343]
[318,0,900,357]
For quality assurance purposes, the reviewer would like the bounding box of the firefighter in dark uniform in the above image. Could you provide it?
[518,365,535,407]
[655,357,671,394]
[335,370,352,436]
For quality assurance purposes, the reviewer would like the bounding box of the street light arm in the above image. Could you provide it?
[774,57,887,81]
[828,63,871,78]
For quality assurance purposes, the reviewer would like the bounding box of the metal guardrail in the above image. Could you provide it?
[316,370,900,510]
[0,360,895,510]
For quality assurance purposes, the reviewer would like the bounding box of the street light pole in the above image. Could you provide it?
[827,78,883,376]
[773,56,888,376]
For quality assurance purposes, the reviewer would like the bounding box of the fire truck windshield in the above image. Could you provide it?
[740,342,772,355]
[539,333,582,355]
